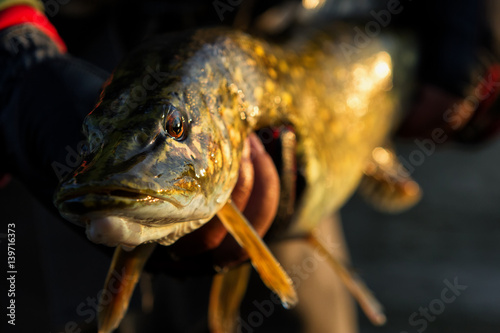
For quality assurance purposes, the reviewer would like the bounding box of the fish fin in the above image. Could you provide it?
[307,232,386,326]
[253,2,299,35]
[208,263,252,333]
[360,146,422,213]
[277,127,297,222]
[232,0,255,31]
[139,272,154,314]
[217,201,298,308]
[98,243,157,333]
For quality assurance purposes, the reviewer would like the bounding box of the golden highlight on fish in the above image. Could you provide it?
[54,25,421,332]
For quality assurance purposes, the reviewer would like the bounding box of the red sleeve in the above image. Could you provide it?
[0,4,66,53]
[454,65,500,143]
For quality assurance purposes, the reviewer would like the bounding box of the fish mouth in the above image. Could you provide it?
[58,187,155,202]
[57,185,182,203]
[55,186,182,218]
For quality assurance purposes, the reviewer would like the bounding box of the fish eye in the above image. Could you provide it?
[165,106,188,141]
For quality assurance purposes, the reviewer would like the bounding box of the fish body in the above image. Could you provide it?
[55,26,410,244]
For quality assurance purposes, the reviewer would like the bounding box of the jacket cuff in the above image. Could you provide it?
[0,4,66,53]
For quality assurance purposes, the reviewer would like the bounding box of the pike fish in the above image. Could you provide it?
[54,25,421,332]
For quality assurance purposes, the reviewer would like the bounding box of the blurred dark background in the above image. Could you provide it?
[344,139,500,333]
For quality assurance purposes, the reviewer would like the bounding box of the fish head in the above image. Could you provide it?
[54,37,246,247]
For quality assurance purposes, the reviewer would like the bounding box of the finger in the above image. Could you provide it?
[243,134,280,235]
[212,134,280,267]
[230,137,255,211]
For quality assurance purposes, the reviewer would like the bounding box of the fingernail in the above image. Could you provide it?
[241,136,251,161]
[249,133,265,155]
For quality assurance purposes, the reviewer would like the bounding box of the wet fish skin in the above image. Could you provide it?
[55,26,401,245]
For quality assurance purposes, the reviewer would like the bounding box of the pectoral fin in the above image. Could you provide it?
[98,243,157,333]
[307,232,386,326]
[360,146,422,213]
[217,201,298,308]
[276,127,297,222]
[209,263,252,333]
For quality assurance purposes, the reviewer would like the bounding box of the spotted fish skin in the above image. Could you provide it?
[54,25,410,248]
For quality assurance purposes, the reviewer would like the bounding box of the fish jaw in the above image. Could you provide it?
[86,216,144,247]
[55,188,218,248]
[84,215,211,248]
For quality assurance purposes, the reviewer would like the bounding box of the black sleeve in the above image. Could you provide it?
[0,24,108,213]
[393,0,490,97]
